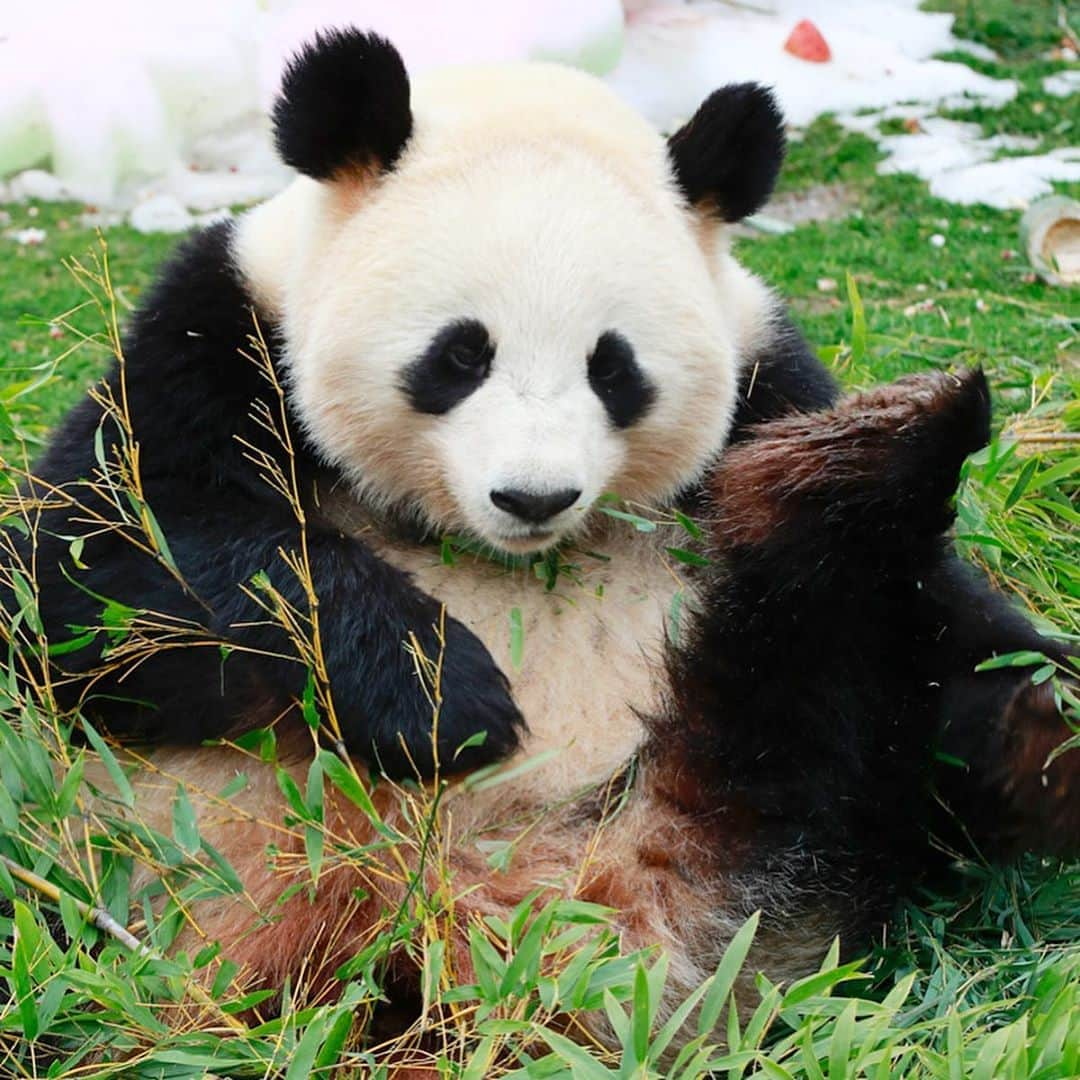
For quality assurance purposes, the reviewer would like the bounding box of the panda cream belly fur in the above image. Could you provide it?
[104,507,696,978]
[319,495,689,800]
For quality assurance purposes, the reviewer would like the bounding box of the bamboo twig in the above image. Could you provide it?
[2,852,150,954]
[1004,432,1080,444]
[2,851,249,1034]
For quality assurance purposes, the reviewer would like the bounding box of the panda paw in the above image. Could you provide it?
[428,612,527,773]
[355,599,525,780]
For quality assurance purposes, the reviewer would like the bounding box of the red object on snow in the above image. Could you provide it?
[784,19,831,63]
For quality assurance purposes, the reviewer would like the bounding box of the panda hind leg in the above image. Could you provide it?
[725,335,1079,862]
[666,370,1077,887]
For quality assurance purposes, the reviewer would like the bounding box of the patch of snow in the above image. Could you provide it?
[9,227,47,246]
[0,0,1063,219]
[608,0,1015,131]
[983,134,1040,152]
[842,104,933,135]
[930,149,1080,210]
[611,3,1075,213]
[877,114,1080,210]
[129,194,193,234]
[948,38,998,63]
[1043,70,1080,98]
[0,0,623,222]
[8,169,76,202]
[879,118,988,182]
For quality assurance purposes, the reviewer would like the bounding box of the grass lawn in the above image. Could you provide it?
[0,1,1077,1075]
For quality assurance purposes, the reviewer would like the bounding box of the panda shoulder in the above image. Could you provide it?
[125,221,263,382]
[37,220,291,486]
[719,262,839,435]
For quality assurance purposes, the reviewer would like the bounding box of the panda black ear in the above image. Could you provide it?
[667,83,786,222]
[272,28,413,181]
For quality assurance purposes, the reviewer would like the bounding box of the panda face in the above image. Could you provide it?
[399,318,643,552]
[270,145,739,554]
[402,318,654,553]
[243,53,786,555]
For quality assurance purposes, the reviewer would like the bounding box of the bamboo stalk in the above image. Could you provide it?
[1,852,149,954]
[1,852,247,1033]
[1005,432,1080,444]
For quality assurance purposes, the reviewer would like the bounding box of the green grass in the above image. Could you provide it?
[923,0,1069,60]
[924,0,1079,155]
[0,1,1078,1074]
[0,204,175,450]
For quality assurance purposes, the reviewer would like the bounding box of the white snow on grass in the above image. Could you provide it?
[0,0,623,227]
[875,116,1080,210]
[0,0,1076,227]
[608,0,1016,130]
[609,1,1078,211]
[1044,70,1080,98]
[928,149,1080,209]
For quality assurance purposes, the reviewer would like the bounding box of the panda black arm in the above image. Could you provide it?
[34,495,521,778]
[23,223,522,778]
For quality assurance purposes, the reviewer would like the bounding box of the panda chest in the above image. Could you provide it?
[376,537,684,787]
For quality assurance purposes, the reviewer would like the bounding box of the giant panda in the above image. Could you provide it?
[11,28,1078,1063]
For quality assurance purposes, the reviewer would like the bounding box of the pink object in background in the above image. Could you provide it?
[784,19,832,63]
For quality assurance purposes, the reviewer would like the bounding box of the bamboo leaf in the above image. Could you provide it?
[1004,457,1040,511]
[698,911,759,1036]
[674,509,704,540]
[171,783,201,856]
[846,271,867,365]
[665,546,710,568]
[509,606,524,670]
[632,960,651,1064]
[81,719,135,808]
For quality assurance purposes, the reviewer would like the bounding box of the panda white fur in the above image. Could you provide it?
[19,28,1079,1065]
[233,53,759,794]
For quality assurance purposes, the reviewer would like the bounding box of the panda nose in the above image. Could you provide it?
[490,487,581,524]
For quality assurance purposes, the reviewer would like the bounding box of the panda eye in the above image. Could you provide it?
[589,331,635,384]
[402,318,495,416]
[588,331,656,430]
[589,338,627,383]
[446,339,491,376]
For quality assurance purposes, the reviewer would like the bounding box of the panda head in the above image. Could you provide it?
[246,28,785,554]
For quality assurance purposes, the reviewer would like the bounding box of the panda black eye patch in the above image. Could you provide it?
[588,331,656,429]
[401,319,494,415]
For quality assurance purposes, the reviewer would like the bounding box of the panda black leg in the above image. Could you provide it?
[725,323,1079,861]
[657,371,1077,930]
[657,374,990,901]
[922,559,1079,858]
